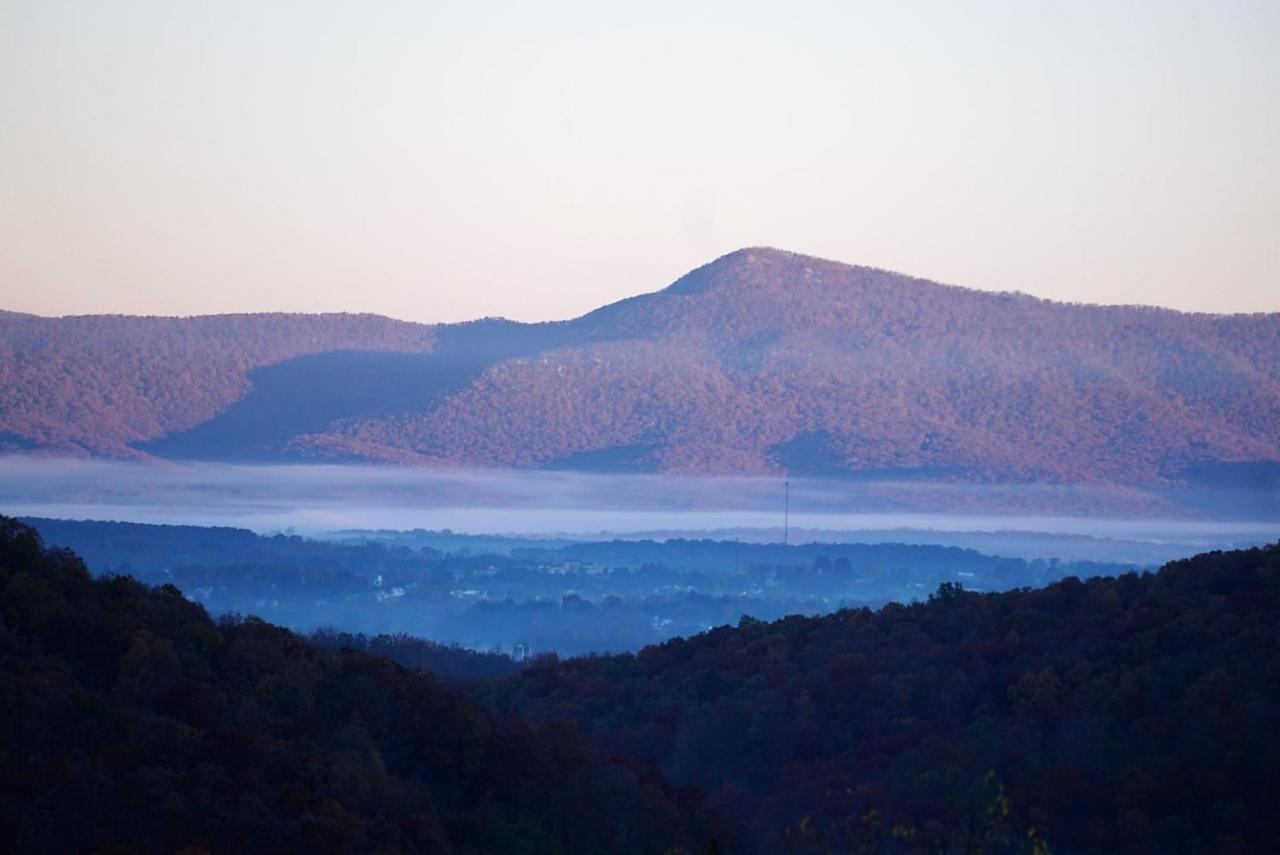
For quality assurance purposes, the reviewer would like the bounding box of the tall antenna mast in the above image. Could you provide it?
[784,480,790,546]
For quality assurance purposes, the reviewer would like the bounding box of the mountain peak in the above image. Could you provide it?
[580,247,984,339]
[665,247,851,296]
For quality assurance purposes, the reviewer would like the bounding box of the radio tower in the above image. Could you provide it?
[784,480,790,546]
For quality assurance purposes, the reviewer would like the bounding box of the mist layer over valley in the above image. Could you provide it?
[7,455,1276,656]
[3,456,1274,544]
[9,513,1143,657]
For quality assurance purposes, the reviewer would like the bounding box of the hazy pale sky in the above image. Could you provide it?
[2,1,1277,322]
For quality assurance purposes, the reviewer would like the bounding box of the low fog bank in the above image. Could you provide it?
[2,457,1276,563]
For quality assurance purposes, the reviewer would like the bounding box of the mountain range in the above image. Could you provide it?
[3,248,1278,485]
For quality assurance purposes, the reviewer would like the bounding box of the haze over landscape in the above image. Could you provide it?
[2,2,1278,853]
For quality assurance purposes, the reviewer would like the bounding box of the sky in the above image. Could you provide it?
[1,1,1277,322]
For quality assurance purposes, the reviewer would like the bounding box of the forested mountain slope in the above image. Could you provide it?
[322,249,1280,481]
[486,542,1280,853]
[3,248,1279,483]
[4,513,1277,852]
[0,517,715,853]
[0,313,436,456]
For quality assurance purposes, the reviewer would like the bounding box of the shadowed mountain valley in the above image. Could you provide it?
[24,517,1137,656]
[141,320,573,461]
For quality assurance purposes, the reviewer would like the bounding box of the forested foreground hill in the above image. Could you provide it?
[5,513,1279,853]
[483,543,1280,853]
[0,517,717,854]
